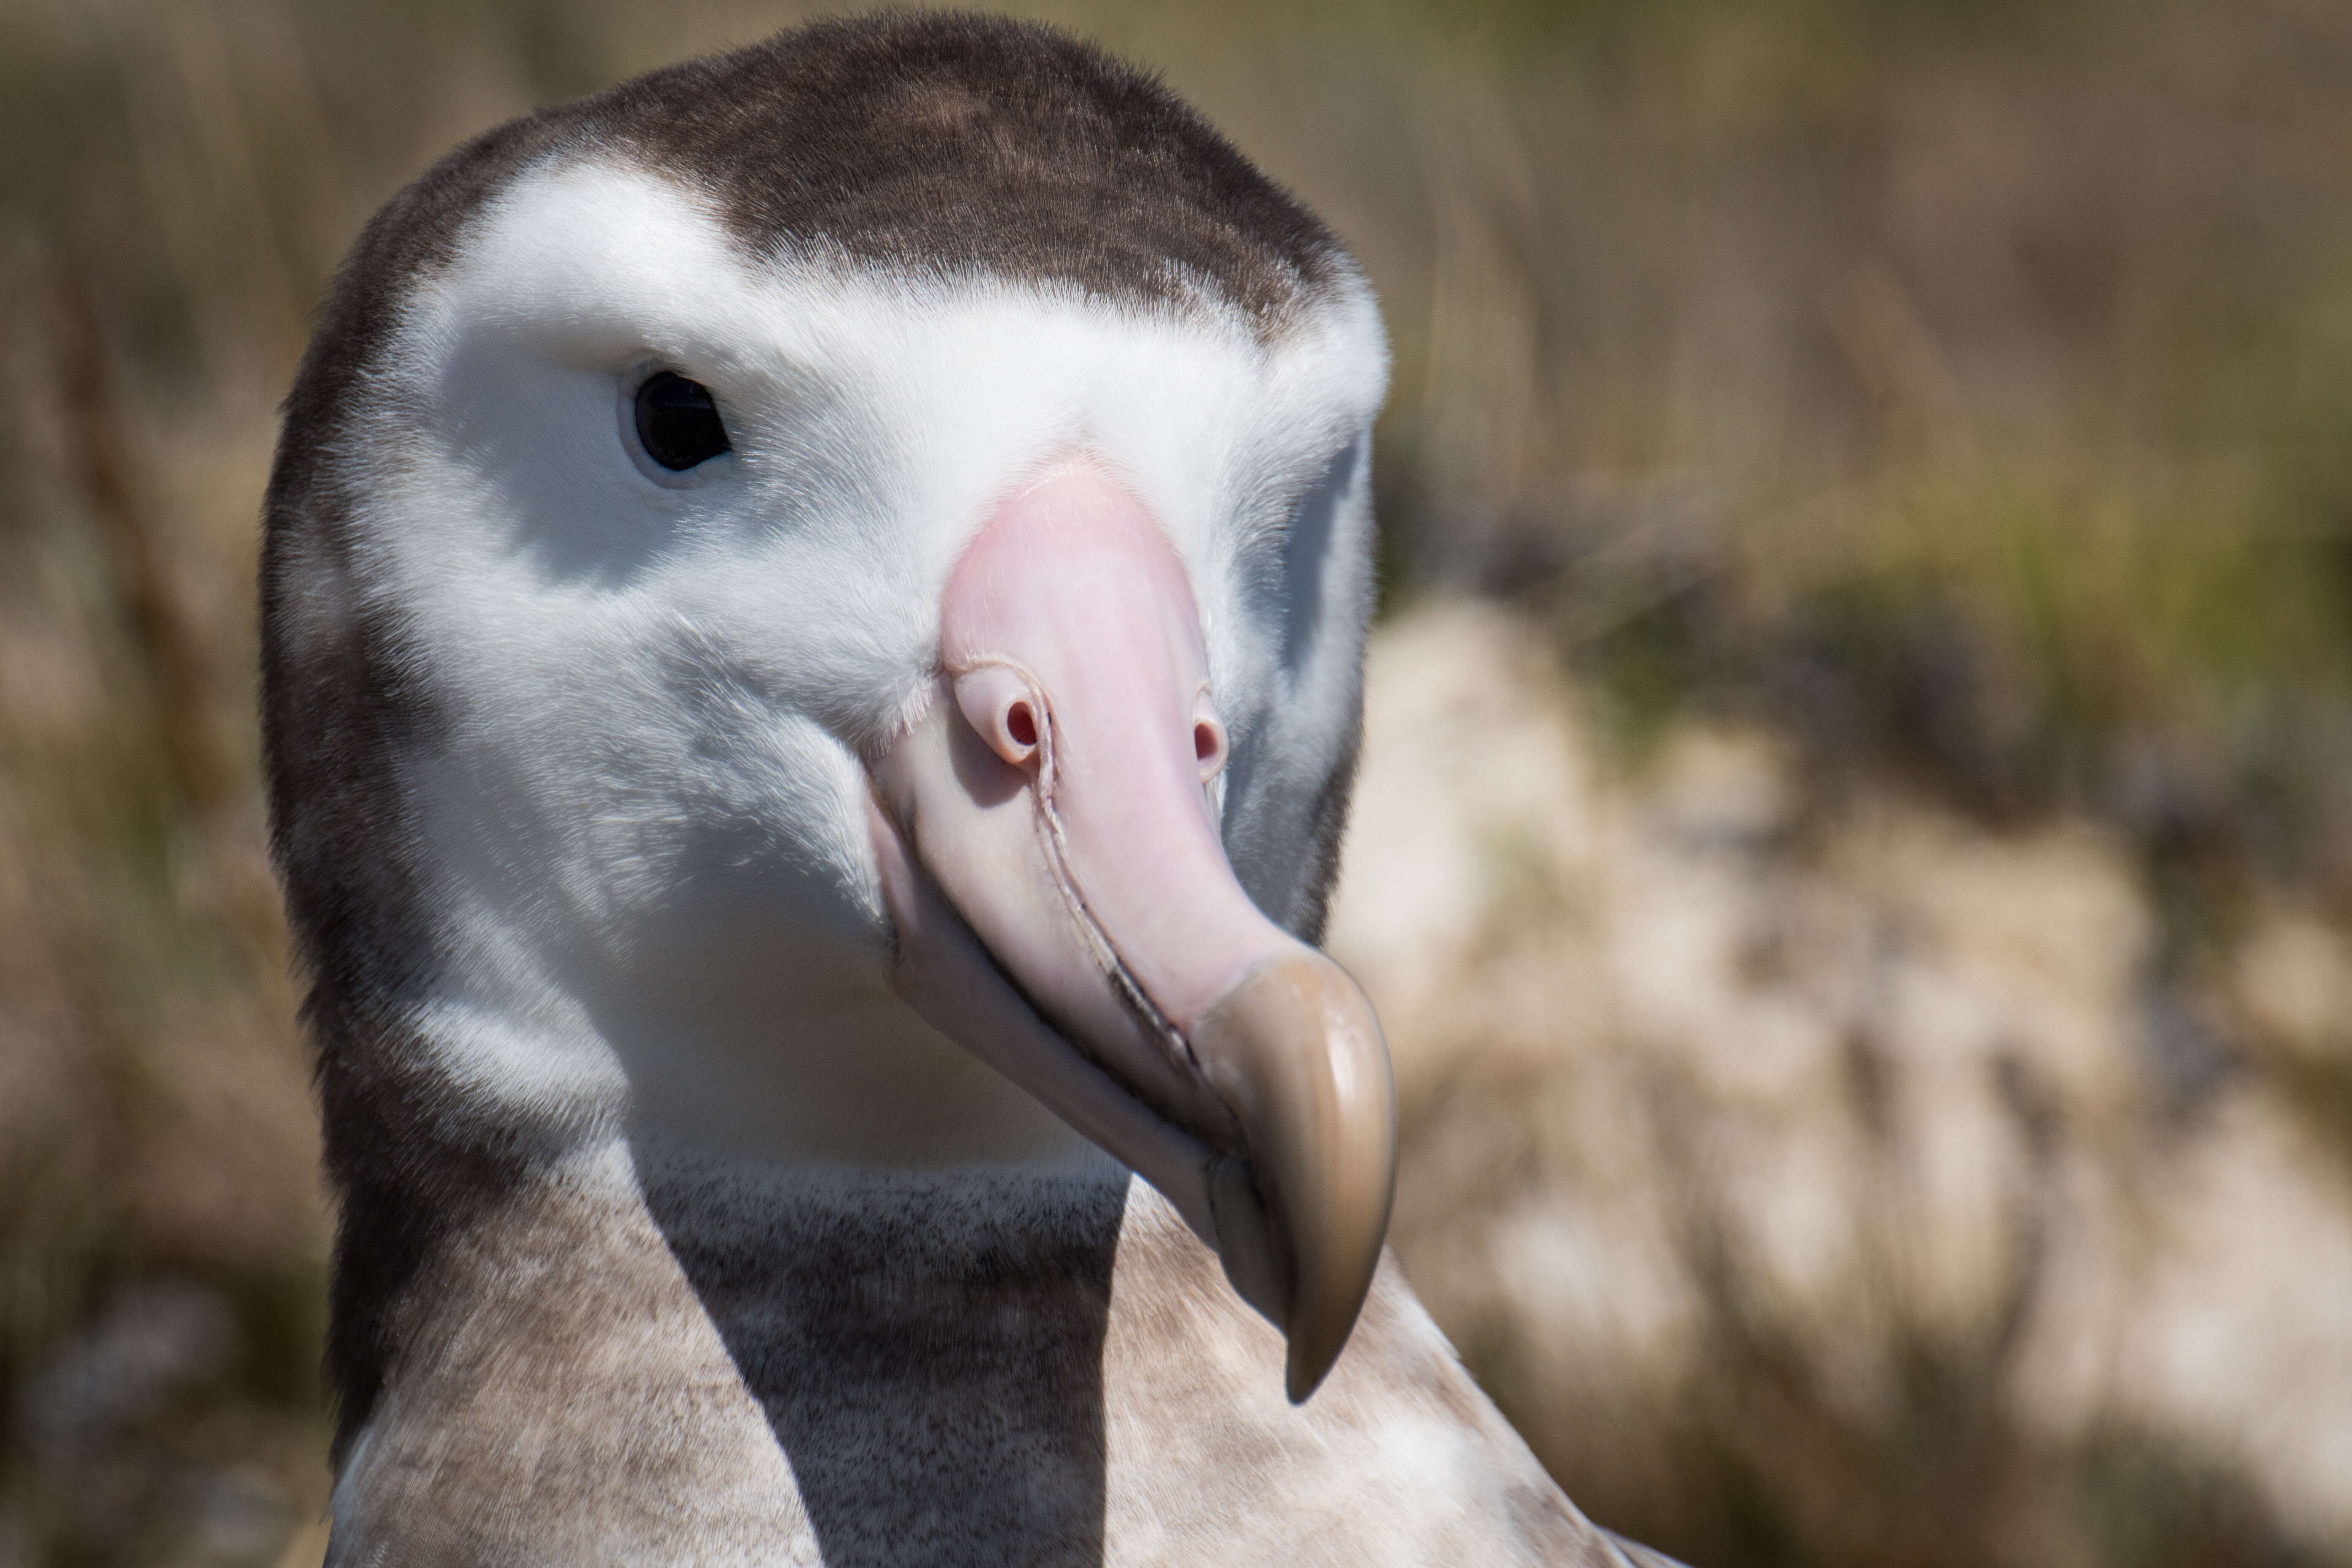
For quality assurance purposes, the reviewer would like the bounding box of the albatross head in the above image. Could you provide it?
[266,14,1393,1403]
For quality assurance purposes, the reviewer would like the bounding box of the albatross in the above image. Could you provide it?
[262,14,1677,1565]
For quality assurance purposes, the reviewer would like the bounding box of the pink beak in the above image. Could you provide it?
[868,466,1396,1402]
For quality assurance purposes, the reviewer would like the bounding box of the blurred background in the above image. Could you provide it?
[4,0,2352,1563]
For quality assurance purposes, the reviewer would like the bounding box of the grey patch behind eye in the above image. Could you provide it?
[1279,434,1365,677]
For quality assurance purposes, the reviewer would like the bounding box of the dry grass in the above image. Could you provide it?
[3,0,2350,1563]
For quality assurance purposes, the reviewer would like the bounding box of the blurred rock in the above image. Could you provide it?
[18,1281,234,1467]
[1335,601,2352,1565]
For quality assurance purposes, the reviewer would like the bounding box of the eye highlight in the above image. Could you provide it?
[633,371,731,471]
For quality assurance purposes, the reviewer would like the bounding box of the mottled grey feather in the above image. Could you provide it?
[328,1157,1631,1566]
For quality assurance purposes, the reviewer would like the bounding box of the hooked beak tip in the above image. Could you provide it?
[1192,948,1398,1404]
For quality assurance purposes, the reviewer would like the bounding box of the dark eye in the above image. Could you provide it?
[634,371,731,471]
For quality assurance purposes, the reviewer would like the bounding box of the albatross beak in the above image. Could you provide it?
[868,466,1396,1402]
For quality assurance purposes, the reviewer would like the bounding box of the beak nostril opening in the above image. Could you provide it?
[952,665,1043,768]
[1191,691,1229,782]
[1194,715,1229,783]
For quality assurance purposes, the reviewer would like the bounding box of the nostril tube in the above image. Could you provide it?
[953,664,1045,768]
[1193,695,1228,782]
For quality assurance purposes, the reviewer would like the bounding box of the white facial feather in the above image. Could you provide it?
[351,156,1390,1164]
